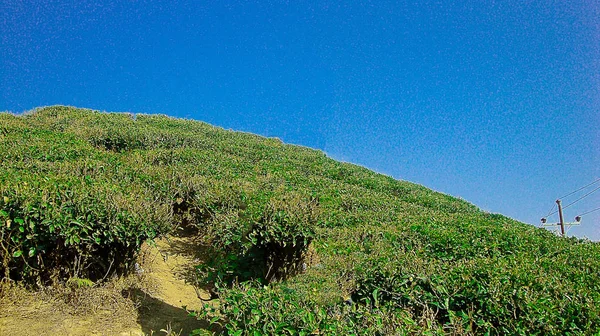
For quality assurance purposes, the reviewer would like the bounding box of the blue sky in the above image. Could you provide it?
[1,1,599,239]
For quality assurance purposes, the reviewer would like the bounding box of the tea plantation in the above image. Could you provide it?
[1,106,599,335]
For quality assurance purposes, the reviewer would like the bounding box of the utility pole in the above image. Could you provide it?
[540,199,581,237]
[557,200,565,237]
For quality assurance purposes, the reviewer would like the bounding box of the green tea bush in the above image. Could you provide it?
[198,190,320,285]
[0,173,171,283]
[204,280,428,335]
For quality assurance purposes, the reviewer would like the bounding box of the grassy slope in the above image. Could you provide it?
[1,106,599,335]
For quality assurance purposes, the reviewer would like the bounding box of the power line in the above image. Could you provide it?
[544,203,556,219]
[558,178,600,200]
[546,185,600,217]
[562,185,600,210]
[577,207,600,217]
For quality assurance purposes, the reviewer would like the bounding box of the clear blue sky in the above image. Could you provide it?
[1,1,599,239]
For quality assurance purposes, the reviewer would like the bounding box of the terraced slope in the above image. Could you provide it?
[1,106,599,335]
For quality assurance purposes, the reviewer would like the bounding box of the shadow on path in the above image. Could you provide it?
[127,288,212,335]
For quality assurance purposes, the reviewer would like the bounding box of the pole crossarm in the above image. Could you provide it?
[540,199,582,237]
[541,222,581,227]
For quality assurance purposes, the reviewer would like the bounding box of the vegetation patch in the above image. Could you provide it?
[1,106,599,335]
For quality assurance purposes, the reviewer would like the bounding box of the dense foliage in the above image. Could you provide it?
[1,106,599,335]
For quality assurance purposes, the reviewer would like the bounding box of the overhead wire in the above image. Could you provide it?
[546,209,558,218]
[545,184,600,217]
[562,185,600,210]
[558,178,600,200]
[577,206,600,217]
[543,203,556,219]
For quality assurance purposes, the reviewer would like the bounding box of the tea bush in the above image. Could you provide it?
[1,106,599,334]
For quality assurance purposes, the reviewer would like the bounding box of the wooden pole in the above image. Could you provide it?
[556,199,565,237]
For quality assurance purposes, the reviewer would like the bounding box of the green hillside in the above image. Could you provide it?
[1,106,599,335]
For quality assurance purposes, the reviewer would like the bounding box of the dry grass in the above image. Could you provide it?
[0,275,143,335]
[0,235,213,336]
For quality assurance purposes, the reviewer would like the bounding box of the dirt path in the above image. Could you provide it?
[134,234,213,335]
[0,234,214,336]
